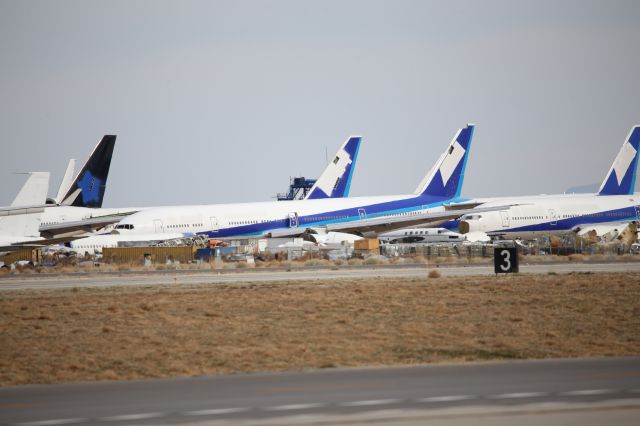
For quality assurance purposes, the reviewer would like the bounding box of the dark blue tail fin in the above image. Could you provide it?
[305,136,362,199]
[598,126,640,196]
[414,124,475,198]
[61,135,116,208]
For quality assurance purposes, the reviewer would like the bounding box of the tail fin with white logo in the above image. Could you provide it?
[61,135,116,208]
[598,126,640,196]
[304,136,362,199]
[0,172,50,238]
[414,124,475,198]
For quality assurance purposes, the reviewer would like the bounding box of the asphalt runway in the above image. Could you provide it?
[0,357,638,425]
[0,261,639,291]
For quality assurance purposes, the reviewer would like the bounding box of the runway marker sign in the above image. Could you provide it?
[494,247,518,274]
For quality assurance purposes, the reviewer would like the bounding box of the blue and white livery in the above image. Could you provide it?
[458,125,640,241]
[305,136,361,199]
[110,125,490,242]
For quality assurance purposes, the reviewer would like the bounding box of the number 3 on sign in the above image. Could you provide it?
[494,247,518,274]
[500,249,511,271]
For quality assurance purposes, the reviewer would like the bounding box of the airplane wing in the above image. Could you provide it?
[266,204,516,238]
[0,235,88,253]
[39,213,137,239]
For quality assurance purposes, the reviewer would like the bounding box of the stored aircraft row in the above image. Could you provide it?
[2,123,639,256]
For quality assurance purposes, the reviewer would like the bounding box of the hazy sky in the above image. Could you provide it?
[1,0,639,207]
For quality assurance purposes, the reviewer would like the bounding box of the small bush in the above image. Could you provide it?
[428,269,441,278]
[348,258,363,266]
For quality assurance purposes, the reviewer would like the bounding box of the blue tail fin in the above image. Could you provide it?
[414,124,475,198]
[305,136,362,199]
[61,135,116,208]
[598,126,640,196]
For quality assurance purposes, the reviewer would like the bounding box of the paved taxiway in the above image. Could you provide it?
[1,261,639,291]
[0,357,638,425]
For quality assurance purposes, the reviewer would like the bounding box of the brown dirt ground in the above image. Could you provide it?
[1,272,639,386]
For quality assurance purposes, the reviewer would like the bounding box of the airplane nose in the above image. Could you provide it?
[458,221,470,234]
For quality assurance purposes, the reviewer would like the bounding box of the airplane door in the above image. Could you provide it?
[548,209,558,226]
[153,219,164,233]
[499,211,510,228]
[209,217,219,232]
[288,212,298,228]
[358,208,367,219]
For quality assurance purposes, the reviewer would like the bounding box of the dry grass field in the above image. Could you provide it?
[1,272,639,386]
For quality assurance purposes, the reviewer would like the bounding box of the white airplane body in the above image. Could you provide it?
[458,126,640,242]
[100,125,493,250]
[379,227,466,243]
[61,135,366,252]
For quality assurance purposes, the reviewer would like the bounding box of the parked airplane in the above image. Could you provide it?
[458,125,640,242]
[379,227,465,244]
[107,124,506,246]
[66,135,365,253]
[37,135,145,238]
[43,134,364,245]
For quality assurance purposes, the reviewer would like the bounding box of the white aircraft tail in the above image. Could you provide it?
[413,124,475,198]
[54,159,77,204]
[304,136,362,199]
[10,172,50,207]
[1,172,50,238]
[598,125,640,195]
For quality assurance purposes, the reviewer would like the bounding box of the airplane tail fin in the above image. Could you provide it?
[304,136,362,199]
[598,126,640,196]
[413,124,475,198]
[10,172,50,207]
[52,159,77,205]
[1,172,50,238]
[60,135,116,208]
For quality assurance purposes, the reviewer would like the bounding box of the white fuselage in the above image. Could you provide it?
[458,193,640,239]
[108,193,457,243]
[69,232,186,254]
[379,228,465,243]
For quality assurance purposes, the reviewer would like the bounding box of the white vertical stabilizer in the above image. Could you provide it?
[54,159,76,204]
[1,172,50,238]
[10,172,50,207]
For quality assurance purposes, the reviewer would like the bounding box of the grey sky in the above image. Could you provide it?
[1,0,639,207]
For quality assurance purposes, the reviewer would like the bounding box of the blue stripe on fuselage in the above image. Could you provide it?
[488,205,639,235]
[198,195,465,238]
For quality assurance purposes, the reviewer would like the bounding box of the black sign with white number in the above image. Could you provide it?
[494,247,518,274]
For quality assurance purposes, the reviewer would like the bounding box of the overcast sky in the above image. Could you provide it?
[1,0,639,207]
